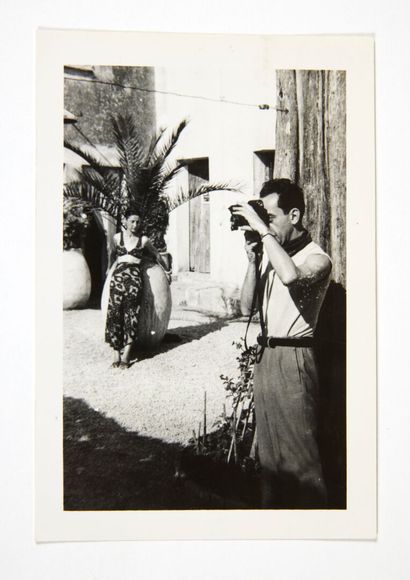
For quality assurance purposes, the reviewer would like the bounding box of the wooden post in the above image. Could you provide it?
[274,69,346,286]
[274,71,299,182]
[273,71,347,503]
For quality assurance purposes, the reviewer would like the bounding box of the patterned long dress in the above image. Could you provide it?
[105,233,144,351]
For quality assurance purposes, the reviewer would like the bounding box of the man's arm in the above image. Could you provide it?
[240,240,260,315]
[233,204,331,286]
[261,234,331,286]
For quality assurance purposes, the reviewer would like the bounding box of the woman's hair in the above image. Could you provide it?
[123,208,142,220]
[259,178,305,220]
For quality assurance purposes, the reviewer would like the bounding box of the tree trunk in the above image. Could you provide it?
[324,71,346,285]
[273,71,299,182]
[273,70,347,506]
[274,70,346,286]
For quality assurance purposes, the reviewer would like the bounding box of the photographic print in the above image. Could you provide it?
[36,31,376,540]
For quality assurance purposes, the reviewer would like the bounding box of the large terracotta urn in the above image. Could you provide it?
[63,248,92,309]
[101,260,172,349]
[137,261,172,347]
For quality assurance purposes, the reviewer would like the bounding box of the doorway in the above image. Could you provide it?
[83,213,108,308]
[187,158,210,273]
[253,150,275,195]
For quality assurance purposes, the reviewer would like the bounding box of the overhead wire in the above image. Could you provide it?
[64,76,286,112]
[71,124,115,167]
[65,72,285,168]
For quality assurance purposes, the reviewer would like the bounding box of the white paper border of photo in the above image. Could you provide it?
[35,30,376,541]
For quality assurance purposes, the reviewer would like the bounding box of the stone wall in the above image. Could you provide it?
[64,66,156,153]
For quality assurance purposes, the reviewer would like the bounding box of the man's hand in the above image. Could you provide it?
[244,239,260,263]
[231,203,269,236]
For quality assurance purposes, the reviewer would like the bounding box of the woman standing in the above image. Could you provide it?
[105,209,168,369]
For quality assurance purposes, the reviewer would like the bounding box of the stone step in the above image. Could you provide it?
[170,273,241,316]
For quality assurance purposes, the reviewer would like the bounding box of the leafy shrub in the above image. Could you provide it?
[190,339,258,471]
[63,198,92,250]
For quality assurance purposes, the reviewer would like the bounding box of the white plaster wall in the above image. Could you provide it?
[155,66,276,291]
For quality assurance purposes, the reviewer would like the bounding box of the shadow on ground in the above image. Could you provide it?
[64,396,257,510]
[131,316,231,361]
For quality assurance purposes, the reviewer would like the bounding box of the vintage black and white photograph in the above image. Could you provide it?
[35,31,376,541]
[62,64,346,511]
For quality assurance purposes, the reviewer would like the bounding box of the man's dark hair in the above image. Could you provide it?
[259,178,305,221]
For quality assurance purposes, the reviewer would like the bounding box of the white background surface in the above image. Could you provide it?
[1,0,409,578]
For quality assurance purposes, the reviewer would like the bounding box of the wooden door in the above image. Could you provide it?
[188,159,210,273]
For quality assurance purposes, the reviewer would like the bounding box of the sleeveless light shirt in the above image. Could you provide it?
[262,241,331,338]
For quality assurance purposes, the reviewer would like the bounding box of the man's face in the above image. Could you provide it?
[261,193,295,244]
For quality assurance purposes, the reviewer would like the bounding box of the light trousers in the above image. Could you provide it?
[253,345,327,508]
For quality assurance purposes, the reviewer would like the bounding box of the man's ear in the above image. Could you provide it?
[289,207,301,225]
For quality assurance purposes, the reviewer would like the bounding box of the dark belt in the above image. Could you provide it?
[257,335,314,348]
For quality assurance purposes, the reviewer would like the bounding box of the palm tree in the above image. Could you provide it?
[64,114,237,345]
[64,115,236,251]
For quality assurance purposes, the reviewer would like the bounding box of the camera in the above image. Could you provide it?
[229,198,270,231]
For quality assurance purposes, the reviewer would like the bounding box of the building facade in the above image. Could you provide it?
[64,65,276,312]
[155,66,276,307]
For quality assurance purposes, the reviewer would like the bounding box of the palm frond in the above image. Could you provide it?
[139,160,186,218]
[63,182,120,219]
[111,114,147,204]
[139,121,188,215]
[139,120,189,213]
[149,119,189,169]
[64,140,107,175]
[156,161,188,191]
[147,127,167,163]
[80,167,121,198]
[165,183,240,212]
[112,115,147,170]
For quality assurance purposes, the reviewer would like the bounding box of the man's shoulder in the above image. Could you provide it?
[302,241,332,262]
[305,240,327,254]
[296,242,332,281]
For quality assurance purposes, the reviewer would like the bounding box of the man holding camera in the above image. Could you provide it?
[231,179,332,508]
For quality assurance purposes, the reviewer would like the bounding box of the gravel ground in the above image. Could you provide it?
[64,307,259,446]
